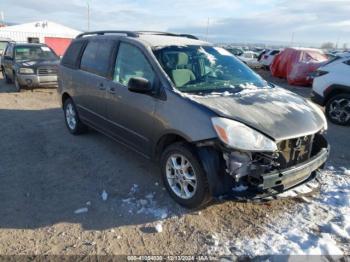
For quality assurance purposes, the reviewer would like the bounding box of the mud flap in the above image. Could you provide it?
[196,147,234,197]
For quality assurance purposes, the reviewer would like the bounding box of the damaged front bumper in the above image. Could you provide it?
[198,133,329,201]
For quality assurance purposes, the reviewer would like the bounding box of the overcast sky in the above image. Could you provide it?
[1,0,350,46]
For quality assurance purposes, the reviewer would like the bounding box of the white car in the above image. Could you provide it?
[311,56,350,125]
[260,49,280,68]
[238,51,262,68]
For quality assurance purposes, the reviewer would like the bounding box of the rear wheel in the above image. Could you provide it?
[3,71,12,84]
[325,94,350,125]
[63,98,88,135]
[160,143,211,209]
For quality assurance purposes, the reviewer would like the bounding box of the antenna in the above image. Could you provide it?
[87,1,90,31]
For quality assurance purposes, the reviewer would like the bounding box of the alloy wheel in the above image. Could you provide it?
[165,154,197,199]
[329,98,350,124]
[65,103,77,130]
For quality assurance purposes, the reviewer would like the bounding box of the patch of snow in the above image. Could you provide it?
[130,184,139,194]
[343,169,350,176]
[86,201,91,206]
[121,193,168,220]
[101,190,108,201]
[155,222,163,233]
[232,185,248,192]
[207,168,350,256]
[74,207,88,214]
[154,182,159,186]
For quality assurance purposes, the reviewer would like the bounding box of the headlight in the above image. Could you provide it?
[307,100,328,131]
[211,117,277,152]
[19,68,34,74]
[312,70,328,78]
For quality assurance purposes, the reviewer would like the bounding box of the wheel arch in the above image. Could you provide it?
[61,92,71,108]
[153,132,192,161]
[324,84,350,104]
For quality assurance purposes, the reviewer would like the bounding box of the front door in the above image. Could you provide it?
[105,42,158,156]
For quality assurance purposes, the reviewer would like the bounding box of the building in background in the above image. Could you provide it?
[0,21,81,55]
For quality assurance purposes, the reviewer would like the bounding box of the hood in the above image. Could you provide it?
[17,59,59,68]
[188,87,324,141]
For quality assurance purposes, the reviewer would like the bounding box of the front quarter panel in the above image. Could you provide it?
[152,89,218,147]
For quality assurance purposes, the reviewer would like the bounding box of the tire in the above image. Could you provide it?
[160,142,211,209]
[4,71,12,84]
[14,74,22,92]
[325,94,350,126]
[63,98,88,135]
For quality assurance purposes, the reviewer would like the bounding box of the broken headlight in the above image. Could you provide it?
[211,117,277,152]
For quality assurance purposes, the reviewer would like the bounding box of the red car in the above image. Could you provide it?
[271,48,328,86]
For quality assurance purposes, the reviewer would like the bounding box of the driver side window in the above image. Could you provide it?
[113,43,155,87]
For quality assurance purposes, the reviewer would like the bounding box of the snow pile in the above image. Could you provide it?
[121,185,168,220]
[209,167,350,256]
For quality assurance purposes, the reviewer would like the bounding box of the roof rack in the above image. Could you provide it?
[136,31,199,40]
[76,30,138,38]
[75,30,199,40]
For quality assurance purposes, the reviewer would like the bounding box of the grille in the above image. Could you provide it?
[276,134,314,169]
[38,67,57,76]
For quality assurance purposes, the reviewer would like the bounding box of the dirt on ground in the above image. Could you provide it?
[0,72,348,256]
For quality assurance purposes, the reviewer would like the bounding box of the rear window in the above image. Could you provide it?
[80,40,115,77]
[61,41,86,69]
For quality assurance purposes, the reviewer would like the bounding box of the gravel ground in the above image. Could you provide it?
[0,71,349,257]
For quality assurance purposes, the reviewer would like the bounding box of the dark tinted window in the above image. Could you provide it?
[80,40,114,77]
[270,50,280,55]
[61,41,86,69]
[113,43,155,86]
[4,45,13,57]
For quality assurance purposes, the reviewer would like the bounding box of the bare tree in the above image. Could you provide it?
[321,42,334,50]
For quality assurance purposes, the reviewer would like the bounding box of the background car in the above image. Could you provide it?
[225,47,244,56]
[311,56,350,125]
[260,49,281,69]
[237,51,262,68]
[1,42,60,91]
[0,37,12,72]
[271,48,328,86]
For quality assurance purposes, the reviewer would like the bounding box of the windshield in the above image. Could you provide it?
[153,45,269,94]
[14,46,58,61]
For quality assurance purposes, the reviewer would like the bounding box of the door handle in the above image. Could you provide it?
[98,83,105,90]
[109,86,116,94]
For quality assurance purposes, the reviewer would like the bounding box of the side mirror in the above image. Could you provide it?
[128,77,152,94]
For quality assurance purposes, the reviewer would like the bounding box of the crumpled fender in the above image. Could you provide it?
[196,146,234,197]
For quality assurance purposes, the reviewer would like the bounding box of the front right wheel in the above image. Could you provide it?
[325,94,350,126]
[160,143,211,209]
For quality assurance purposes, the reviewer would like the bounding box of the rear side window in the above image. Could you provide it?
[80,40,114,77]
[61,41,85,69]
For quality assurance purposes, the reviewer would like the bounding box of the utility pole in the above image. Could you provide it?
[290,32,295,47]
[87,1,90,31]
[206,17,210,41]
[0,11,4,26]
